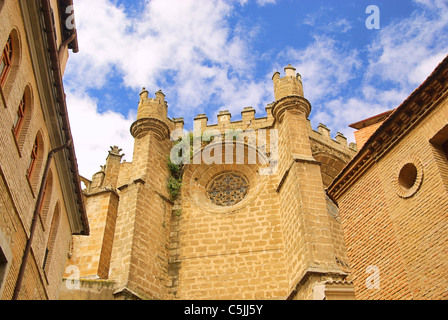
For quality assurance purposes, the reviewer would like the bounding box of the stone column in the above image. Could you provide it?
[108,89,173,300]
[272,66,349,299]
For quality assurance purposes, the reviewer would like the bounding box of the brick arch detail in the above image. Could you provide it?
[313,152,348,188]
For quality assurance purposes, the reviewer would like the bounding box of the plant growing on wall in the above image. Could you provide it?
[167,154,182,200]
[167,130,237,200]
[167,137,186,201]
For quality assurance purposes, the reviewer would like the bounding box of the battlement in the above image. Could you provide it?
[186,107,357,153]
[171,108,357,155]
[192,105,275,133]
[310,122,358,153]
[134,65,357,155]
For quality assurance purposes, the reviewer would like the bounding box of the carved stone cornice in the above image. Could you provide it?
[271,95,312,123]
[310,138,353,163]
[130,117,170,141]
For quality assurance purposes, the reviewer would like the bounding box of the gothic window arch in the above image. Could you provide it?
[0,34,12,87]
[39,169,54,227]
[13,85,33,152]
[1,28,21,97]
[27,131,45,193]
[43,202,60,274]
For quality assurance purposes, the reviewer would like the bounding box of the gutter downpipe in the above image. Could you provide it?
[57,33,76,63]
[12,140,73,300]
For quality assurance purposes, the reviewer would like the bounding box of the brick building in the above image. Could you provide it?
[328,54,448,300]
[61,65,358,300]
[0,0,88,300]
[2,0,446,301]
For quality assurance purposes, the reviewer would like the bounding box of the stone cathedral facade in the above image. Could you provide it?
[61,65,358,300]
[2,0,447,301]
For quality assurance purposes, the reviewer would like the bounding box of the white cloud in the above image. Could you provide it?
[237,0,276,6]
[255,0,276,6]
[311,97,388,139]
[331,18,352,33]
[279,36,362,104]
[277,0,448,143]
[65,0,448,177]
[366,0,448,89]
[68,0,263,104]
[66,91,135,178]
[67,0,273,177]
[68,0,131,90]
[302,7,352,33]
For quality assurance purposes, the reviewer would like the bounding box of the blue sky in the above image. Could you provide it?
[65,0,448,178]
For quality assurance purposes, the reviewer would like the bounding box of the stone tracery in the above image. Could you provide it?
[206,172,249,207]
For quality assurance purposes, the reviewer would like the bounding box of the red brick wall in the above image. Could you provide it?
[337,164,412,300]
[337,98,448,300]
[353,122,383,150]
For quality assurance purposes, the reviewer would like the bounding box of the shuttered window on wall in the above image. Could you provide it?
[27,137,39,179]
[13,93,26,137]
[0,36,12,87]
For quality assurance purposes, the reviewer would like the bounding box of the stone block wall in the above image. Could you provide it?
[63,66,357,300]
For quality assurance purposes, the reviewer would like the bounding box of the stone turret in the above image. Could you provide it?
[272,64,305,101]
[137,88,168,121]
[272,65,311,124]
[271,65,352,298]
[108,88,175,300]
[131,88,170,141]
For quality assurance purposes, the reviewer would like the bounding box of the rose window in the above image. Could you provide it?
[206,173,249,207]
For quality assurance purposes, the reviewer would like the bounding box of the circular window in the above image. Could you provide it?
[398,163,418,189]
[206,172,249,207]
[395,158,423,199]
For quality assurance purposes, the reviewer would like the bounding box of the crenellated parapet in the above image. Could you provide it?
[310,123,358,155]
[309,123,358,188]
[193,105,275,133]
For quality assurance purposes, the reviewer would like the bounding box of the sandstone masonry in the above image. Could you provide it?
[62,65,357,300]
